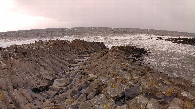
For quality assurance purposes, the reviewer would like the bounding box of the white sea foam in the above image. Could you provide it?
[79,34,195,81]
[0,36,75,48]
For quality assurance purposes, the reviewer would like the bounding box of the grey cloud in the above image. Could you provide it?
[14,0,195,33]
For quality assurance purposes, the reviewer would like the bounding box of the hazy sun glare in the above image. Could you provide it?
[0,0,195,33]
[0,0,49,32]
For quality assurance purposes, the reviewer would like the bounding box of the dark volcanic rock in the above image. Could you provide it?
[0,39,107,109]
[114,86,141,106]
[114,46,148,62]
[165,37,195,46]
[124,86,141,99]
[0,39,194,109]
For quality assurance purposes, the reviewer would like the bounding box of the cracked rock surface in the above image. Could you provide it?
[0,39,194,109]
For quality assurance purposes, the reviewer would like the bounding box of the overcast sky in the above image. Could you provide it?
[0,0,195,33]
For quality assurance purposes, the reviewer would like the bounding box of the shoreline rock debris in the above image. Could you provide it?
[0,39,194,109]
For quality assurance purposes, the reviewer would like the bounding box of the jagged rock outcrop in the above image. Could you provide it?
[0,39,194,109]
[165,37,195,46]
[0,39,107,108]
[80,45,195,108]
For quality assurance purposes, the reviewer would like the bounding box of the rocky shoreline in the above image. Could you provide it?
[1,28,195,40]
[165,37,195,46]
[0,39,194,109]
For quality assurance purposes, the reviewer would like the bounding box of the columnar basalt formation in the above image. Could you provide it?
[0,39,194,109]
